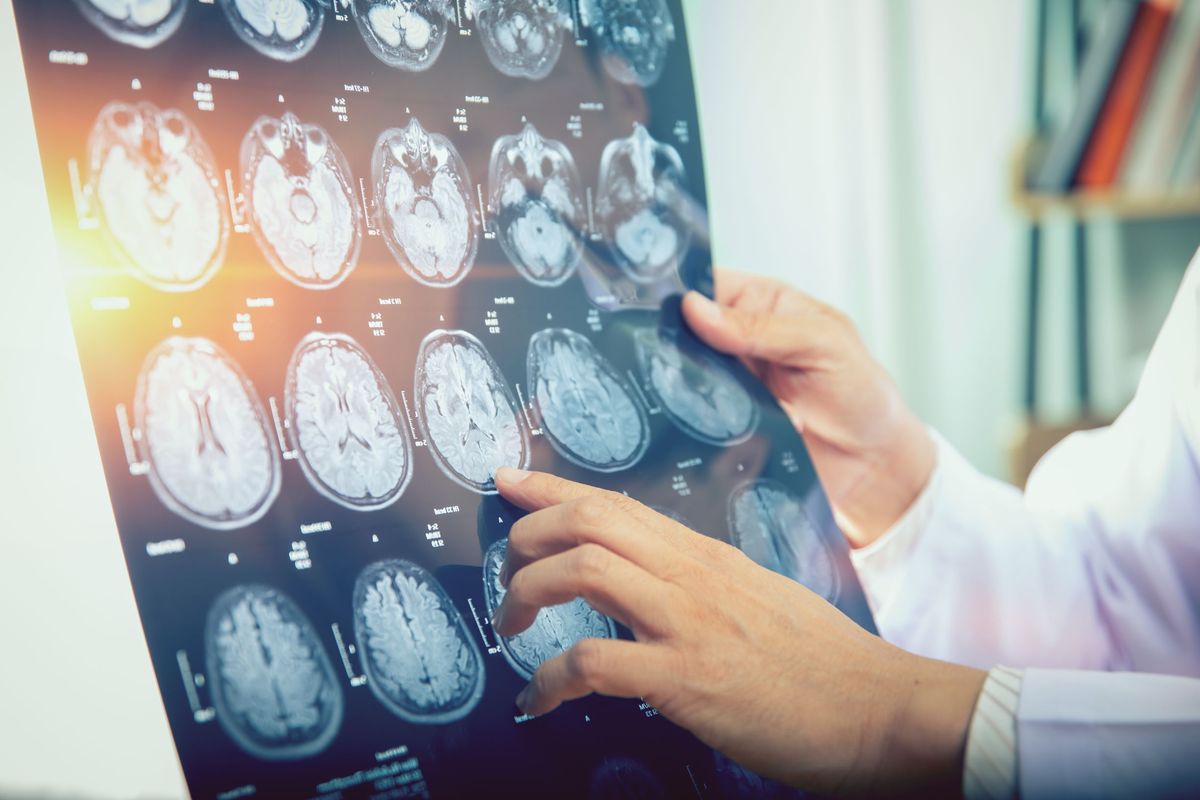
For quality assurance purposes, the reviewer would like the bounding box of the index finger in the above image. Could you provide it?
[495,467,615,512]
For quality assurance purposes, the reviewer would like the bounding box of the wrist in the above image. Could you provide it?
[835,411,936,549]
[874,652,986,798]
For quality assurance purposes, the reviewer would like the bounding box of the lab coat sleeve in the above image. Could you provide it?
[1016,669,1200,799]
[849,251,1200,673]
[847,434,1116,669]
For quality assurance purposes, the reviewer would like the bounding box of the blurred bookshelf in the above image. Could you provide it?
[1010,0,1199,482]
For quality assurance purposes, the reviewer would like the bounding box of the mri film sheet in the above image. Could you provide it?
[11,1,875,797]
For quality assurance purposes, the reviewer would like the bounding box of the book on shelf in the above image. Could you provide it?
[1121,0,1200,188]
[1030,0,1200,197]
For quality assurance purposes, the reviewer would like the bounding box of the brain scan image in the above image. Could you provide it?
[353,559,485,724]
[711,750,804,800]
[596,124,690,285]
[373,118,479,288]
[73,0,187,48]
[633,328,758,447]
[580,0,675,87]
[284,332,412,511]
[483,540,616,680]
[588,758,667,800]
[135,337,280,530]
[489,123,585,287]
[241,113,362,290]
[527,328,648,472]
[415,330,529,493]
[88,102,229,293]
[205,585,344,760]
[475,0,571,80]
[218,0,325,61]
[727,480,839,602]
[351,0,454,71]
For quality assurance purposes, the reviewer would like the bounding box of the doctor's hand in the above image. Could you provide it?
[492,468,985,798]
[682,271,934,547]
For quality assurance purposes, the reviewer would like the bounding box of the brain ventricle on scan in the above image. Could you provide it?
[285,332,413,511]
[242,112,363,290]
[88,101,229,292]
[483,540,616,680]
[475,0,572,80]
[218,0,326,62]
[415,329,530,493]
[373,118,480,288]
[72,0,188,48]
[527,327,649,472]
[597,123,691,286]
[205,584,345,761]
[353,559,486,724]
[351,0,455,71]
[728,479,840,602]
[489,122,586,288]
[135,337,281,530]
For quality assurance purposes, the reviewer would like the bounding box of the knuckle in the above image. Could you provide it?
[567,495,609,531]
[568,639,604,681]
[572,543,612,586]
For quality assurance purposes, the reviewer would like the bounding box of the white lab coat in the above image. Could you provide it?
[850,248,1200,799]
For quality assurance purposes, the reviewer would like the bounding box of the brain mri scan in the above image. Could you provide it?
[72,0,187,48]
[415,330,529,493]
[475,0,571,80]
[711,750,804,800]
[351,0,454,71]
[633,328,758,447]
[580,0,675,87]
[483,540,616,680]
[597,124,690,285]
[241,112,362,290]
[88,102,229,292]
[205,584,344,761]
[727,479,839,602]
[373,118,479,288]
[135,337,281,530]
[284,332,412,511]
[489,123,585,288]
[527,328,648,472]
[353,559,485,724]
[217,0,325,61]
[588,758,667,800]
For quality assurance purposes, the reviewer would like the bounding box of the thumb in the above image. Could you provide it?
[681,291,831,367]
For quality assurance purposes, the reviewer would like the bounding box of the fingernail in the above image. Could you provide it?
[515,684,532,713]
[496,466,531,485]
[498,559,511,588]
[490,601,508,632]
[688,292,722,321]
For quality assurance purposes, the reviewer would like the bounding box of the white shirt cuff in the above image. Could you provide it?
[964,666,1024,800]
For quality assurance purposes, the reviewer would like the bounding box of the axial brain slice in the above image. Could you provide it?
[75,0,186,47]
[475,0,571,80]
[135,337,280,529]
[489,123,585,287]
[634,328,758,446]
[728,480,839,602]
[353,560,485,723]
[373,119,479,288]
[352,0,453,70]
[242,113,362,289]
[484,540,615,680]
[218,0,325,61]
[528,328,648,472]
[597,124,690,285]
[416,330,528,493]
[285,333,412,510]
[89,102,228,292]
[205,585,344,760]
[581,0,675,87]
